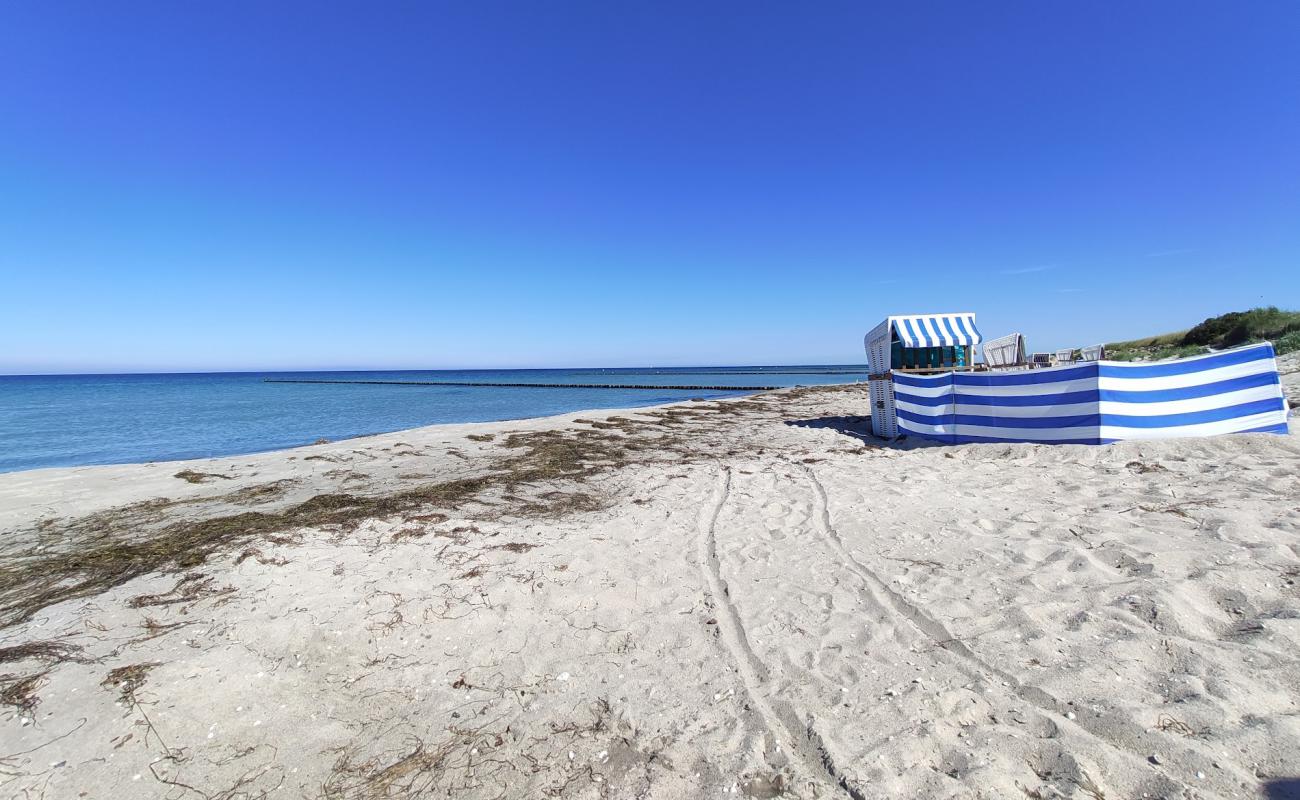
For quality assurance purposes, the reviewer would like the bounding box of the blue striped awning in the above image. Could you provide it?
[891,314,982,348]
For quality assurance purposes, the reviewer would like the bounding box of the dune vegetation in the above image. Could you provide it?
[1106,306,1300,361]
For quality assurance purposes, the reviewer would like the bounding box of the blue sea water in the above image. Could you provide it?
[0,367,866,473]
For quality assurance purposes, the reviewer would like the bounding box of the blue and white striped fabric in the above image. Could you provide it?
[892,342,1290,444]
[890,314,982,348]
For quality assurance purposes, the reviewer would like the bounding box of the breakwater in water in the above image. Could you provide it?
[1,366,869,472]
[265,379,783,391]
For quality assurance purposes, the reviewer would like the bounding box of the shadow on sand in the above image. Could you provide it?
[783,415,943,451]
[783,415,874,443]
[1265,780,1300,799]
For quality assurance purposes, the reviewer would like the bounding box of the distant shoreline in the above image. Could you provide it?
[0,365,871,379]
[0,367,867,474]
[0,390,762,480]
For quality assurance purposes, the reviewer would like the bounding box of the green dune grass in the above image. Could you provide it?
[1107,306,1300,361]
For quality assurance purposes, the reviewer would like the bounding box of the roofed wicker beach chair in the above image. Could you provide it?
[1055,348,1077,365]
[982,332,1027,368]
[1079,344,1105,362]
[1030,352,1054,368]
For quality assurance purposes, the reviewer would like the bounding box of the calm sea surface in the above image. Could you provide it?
[0,367,866,473]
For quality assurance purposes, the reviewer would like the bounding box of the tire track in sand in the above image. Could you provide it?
[697,467,866,800]
[796,462,1212,787]
[797,462,1048,700]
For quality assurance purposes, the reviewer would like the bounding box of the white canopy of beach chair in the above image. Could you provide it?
[1055,348,1076,364]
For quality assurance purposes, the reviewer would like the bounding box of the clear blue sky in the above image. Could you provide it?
[1,2,1297,373]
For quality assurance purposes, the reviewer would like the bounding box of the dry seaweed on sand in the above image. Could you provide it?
[1124,460,1168,474]
[0,639,88,665]
[491,542,538,553]
[0,671,47,712]
[322,699,617,799]
[222,479,297,505]
[0,383,819,632]
[497,429,631,482]
[0,474,493,629]
[174,469,234,483]
[1155,714,1198,736]
[128,572,236,609]
[234,547,289,566]
[101,662,161,703]
[0,421,667,631]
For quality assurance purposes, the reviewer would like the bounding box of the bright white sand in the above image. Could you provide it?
[0,376,1297,799]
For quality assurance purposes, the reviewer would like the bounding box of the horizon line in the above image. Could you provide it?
[0,362,873,379]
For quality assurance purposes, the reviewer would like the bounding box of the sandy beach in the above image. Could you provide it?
[1,368,1298,799]
[7,1,1299,795]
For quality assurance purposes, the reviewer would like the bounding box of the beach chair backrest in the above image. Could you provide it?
[1055,348,1076,364]
[1030,352,1053,367]
[1079,344,1105,362]
[983,332,1025,367]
